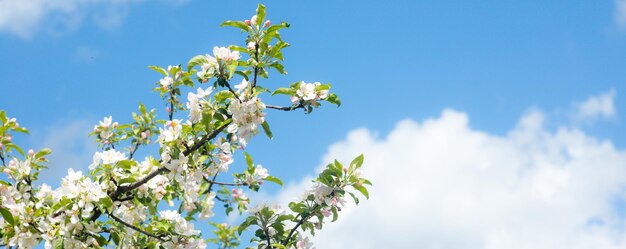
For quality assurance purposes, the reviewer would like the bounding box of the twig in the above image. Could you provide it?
[108,212,165,241]
[266,104,304,111]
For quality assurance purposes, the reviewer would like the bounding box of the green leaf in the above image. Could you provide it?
[325,93,341,107]
[100,196,114,212]
[266,22,290,34]
[353,184,369,199]
[244,152,254,168]
[53,239,64,249]
[148,65,168,76]
[350,154,364,169]
[6,144,24,156]
[94,234,108,247]
[348,192,360,205]
[261,121,273,139]
[221,20,251,32]
[111,231,120,245]
[35,148,52,158]
[227,61,238,79]
[268,62,287,75]
[271,87,294,96]
[0,206,15,225]
[256,4,266,26]
[265,176,283,187]
[187,55,209,71]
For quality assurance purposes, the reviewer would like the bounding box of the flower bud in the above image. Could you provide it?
[264,20,270,27]
[104,140,109,144]
[166,107,171,113]
[247,42,256,50]
[250,15,257,25]
[245,19,251,26]
[141,132,148,139]
[28,149,35,156]
[5,136,11,142]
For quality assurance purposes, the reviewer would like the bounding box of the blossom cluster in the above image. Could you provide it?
[0,4,367,249]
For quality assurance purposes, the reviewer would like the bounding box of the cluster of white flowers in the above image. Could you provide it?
[227,80,266,146]
[186,87,213,123]
[294,234,315,249]
[90,149,127,170]
[231,188,249,205]
[199,192,216,219]
[242,164,269,185]
[159,65,182,90]
[290,82,329,105]
[158,119,183,144]
[93,116,119,144]
[0,179,40,248]
[196,46,240,81]
[215,139,233,172]
[4,158,31,179]
[157,210,206,249]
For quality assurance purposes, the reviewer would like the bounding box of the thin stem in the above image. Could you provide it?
[128,141,141,159]
[282,203,318,246]
[108,212,165,241]
[225,83,242,103]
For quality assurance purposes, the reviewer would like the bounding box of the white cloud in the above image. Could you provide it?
[0,0,185,38]
[616,0,626,29]
[277,97,626,248]
[573,89,616,122]
[30,119,97,186]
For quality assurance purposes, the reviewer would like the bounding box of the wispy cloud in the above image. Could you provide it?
[276,93,626,248]
[573,89,616,123]
[0,0,186,39]
[615,0,626,29]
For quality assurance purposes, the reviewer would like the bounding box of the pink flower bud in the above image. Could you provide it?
[250,15,257,25]
[0,143,3,149]
[14,123,19,128]
[264,20,270,27]
[343,167,348,173]
[141,132,148,139]
[104,140,110,144]
[3,169,10,174]
[5,136,11,142]
[202,78,208,83]
[166,107,171,113]
[28,149,35,156]
[245,20,251,25]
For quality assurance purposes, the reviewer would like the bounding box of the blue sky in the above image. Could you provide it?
[1,1,626,248]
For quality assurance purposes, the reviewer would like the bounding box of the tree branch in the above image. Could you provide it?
[265,104,304,111]
[282,204,318,246]
[108,212,165,241]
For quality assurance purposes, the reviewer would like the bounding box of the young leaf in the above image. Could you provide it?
[0,206,15,225]
[261,121,273,139]
[148,66,168,76]
[265,176,283,187]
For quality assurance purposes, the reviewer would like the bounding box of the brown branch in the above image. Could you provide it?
[266,104,304,111]
[108,212,165,241]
